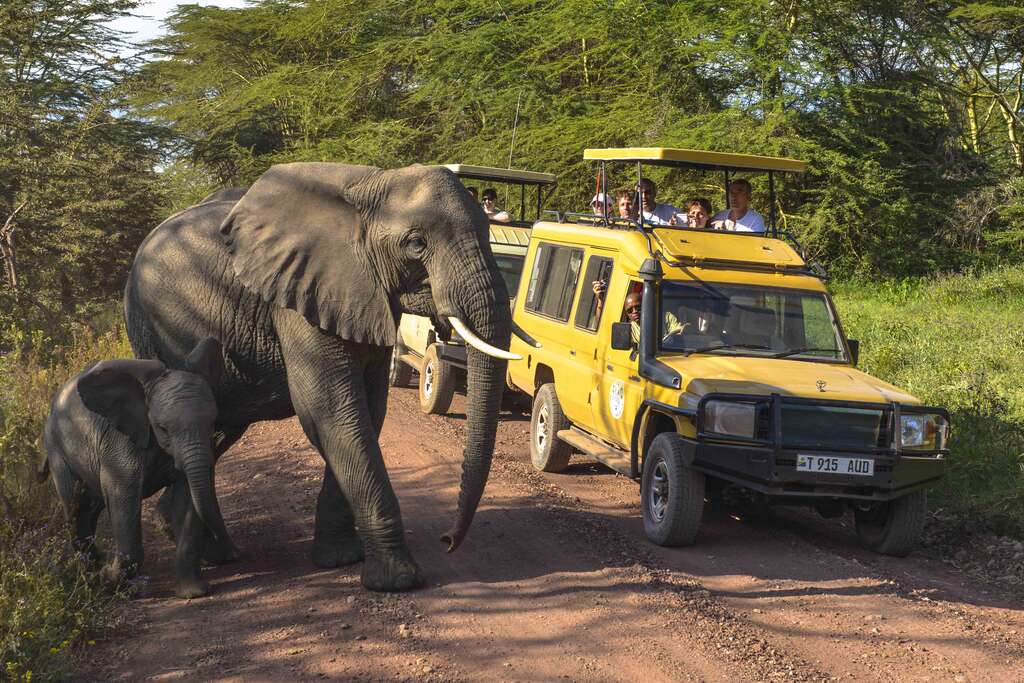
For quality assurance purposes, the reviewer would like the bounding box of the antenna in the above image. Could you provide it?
[507,91,523,169]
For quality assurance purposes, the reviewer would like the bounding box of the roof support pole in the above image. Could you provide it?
[637,162,644,229]
[769,170,777,237]
[724,169,731,210]
[600,161,608,225]
[520,183,526,222]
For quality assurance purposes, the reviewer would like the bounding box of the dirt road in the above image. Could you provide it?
[84,387,1024,681]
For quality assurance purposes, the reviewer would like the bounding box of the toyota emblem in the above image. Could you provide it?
[816,380,827,392]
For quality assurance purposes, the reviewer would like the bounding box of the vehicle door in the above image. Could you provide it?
[520,241,587,423]
[568,253,617,431]
[591,278,646,449]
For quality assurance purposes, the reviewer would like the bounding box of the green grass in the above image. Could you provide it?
[833,266,1024,533]
[0,320,133,681]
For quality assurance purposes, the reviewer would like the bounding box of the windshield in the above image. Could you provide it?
[658,282,847,361]
[495,254,526,297]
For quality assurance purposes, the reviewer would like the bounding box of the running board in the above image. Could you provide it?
[397,352,421,369]
[556,428,632,476]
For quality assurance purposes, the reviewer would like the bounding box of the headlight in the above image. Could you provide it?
[900,413,948,451]
[704,400,757,438]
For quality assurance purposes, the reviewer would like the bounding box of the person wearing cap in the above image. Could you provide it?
[590,192,610,216]
[636,177,678,226]
[710,179,766,233]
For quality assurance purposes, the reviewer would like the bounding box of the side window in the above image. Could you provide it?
[524,243,584,321]
[574,256,614,331]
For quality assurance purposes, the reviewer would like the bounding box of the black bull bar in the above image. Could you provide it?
[645,392,951,502]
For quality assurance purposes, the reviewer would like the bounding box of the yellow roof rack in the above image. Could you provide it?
[441,164,557,185]
[583,148,806,174]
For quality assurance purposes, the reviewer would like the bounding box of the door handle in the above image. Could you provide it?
[569,350,576,356]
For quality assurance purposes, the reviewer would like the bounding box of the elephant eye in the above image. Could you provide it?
[403,232,427,258]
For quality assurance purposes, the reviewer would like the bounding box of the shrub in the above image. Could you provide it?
[0,318,132,681]
[834,266,1024,533]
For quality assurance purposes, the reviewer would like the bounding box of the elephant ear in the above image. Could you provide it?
[219,162,397,345]
[76,360,163,449]
[183,337,225,388]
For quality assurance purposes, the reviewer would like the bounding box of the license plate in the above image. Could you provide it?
[796,454,874,476]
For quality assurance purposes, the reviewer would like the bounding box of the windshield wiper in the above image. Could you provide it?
[770,347,841,359]
[684,342,771,356]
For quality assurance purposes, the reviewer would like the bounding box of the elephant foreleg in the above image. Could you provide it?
[99,470,144,589]
[198,426,246,565]
[311,348,390,568]
[168,476,211,599]
[275,310,422,591]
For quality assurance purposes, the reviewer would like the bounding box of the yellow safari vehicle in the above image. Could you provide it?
[507,148,950,555]
[391,164,556,414]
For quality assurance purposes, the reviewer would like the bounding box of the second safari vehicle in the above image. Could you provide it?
[507,148,949,555]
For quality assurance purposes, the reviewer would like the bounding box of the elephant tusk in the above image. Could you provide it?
[511,321,542,349]
[447,317,522,361]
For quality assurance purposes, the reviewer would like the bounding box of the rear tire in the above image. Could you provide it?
[530,384,572,472]
[419,343,455,415]
[854,489,927,557]
[389,345,413,388]
[641,433,705,546]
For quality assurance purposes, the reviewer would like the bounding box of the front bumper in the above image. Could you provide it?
[680,392,949,501]
[436,342,467,369]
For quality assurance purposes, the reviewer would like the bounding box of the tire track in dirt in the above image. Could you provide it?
[80,386,1022,681]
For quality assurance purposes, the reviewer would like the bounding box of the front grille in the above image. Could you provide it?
[780,405,886,450]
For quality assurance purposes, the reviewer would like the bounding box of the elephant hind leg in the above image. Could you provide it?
[312,466,364,568]
[49,455,104,563]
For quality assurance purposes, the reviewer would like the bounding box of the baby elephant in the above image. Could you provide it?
[40,338,233,598]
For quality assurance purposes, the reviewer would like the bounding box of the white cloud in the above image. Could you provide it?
[109,0,249,47]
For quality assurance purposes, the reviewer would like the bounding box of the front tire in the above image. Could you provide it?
[854,489,927,557]
[389,345,413,387]
[419,343,455,415]
[530,384,572,472]
[641,433,705,546]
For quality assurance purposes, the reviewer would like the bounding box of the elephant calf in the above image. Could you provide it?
[39,338,234,598]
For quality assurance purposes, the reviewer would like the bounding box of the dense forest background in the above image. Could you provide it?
[3,0,1024,344]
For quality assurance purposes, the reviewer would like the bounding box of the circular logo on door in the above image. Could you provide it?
[610,380,625,420]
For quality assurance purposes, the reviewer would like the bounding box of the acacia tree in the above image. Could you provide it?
[0,0,166,345]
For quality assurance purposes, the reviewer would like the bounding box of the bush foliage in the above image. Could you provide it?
[0,319,132,681]
[834,267,1024,532]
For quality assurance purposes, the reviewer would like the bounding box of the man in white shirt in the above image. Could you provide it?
[636,178,678,226]
[711,179,766,233]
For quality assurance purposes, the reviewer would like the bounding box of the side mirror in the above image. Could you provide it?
[611,322,632,350]
[847,338,860,366]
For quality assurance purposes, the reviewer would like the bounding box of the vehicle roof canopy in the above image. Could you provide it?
[441,164,557,185]
[583,148,806,174]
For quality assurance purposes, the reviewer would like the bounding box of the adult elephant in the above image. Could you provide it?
[124,163,515,591]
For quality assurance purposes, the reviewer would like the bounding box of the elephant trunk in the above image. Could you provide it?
[180,443,229,542]
[440,256,512,552]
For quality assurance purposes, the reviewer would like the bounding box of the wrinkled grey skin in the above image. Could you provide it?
[40,338,233,599]
[124,163,512,591]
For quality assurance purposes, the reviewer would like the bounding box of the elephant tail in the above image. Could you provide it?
[36,456,50,483]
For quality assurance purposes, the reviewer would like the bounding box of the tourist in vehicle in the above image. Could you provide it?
[636,177,678,225]
[591,283,682,344]
[711,179,765,232]
[687,198,712,228]
[481,187,512,222]
[590,192,610,216]
[616,189,636,220]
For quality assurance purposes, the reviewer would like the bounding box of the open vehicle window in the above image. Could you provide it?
[524,243,584,321]
[495,254,526,297]
[658,282,846,361]
[574,256,614,332]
